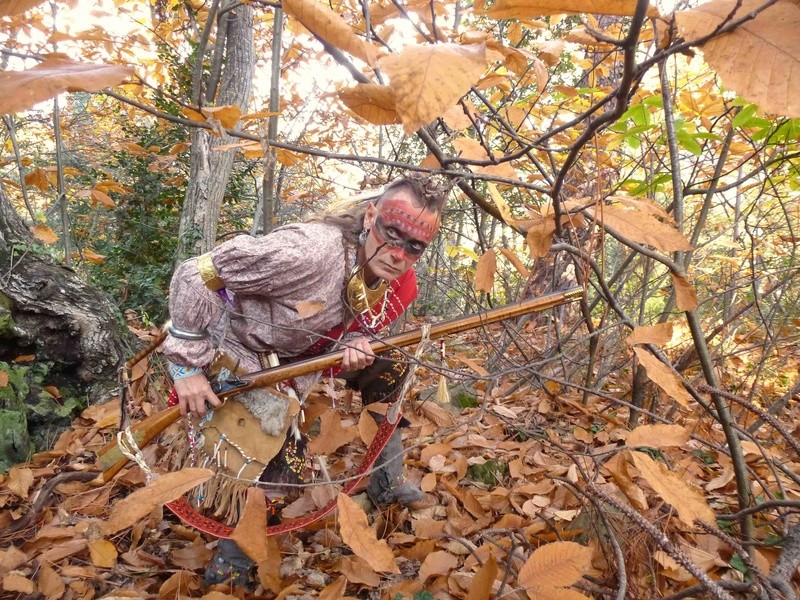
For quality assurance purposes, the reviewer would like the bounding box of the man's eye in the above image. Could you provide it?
[385,227,401,240]
[409,242,427,254]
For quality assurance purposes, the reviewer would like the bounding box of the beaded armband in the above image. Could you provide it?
[197,253,224,292]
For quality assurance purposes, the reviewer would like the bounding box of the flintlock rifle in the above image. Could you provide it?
[95,287,582,481]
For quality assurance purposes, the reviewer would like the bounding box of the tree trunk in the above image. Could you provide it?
[0,186,127,470]
[176,0,256,260]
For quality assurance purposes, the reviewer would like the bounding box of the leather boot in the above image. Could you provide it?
[204,539,256,589]
[367,427,425,506]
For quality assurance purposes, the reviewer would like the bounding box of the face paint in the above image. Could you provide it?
[376,198,439,245]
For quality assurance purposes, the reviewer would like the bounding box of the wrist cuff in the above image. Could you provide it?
[170,362,203,381]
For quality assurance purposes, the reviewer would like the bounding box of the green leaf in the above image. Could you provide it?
[732,104,757,129]
[677,129,702,155]
[730,554,748,575]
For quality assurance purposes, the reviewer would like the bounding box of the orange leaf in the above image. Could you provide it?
[295,300,325,318]
[308,410,358,454]
[335,555,382,586]
[626,424,690,449]
[81,249,106,264]
[36,562,65,600]
[525,213,555,258]
[419,551,458,581]
[43,385,61,398]
[231,487,270,563]
[283,0,377,66]
[0,53,134,117]
[103,468,213,534]
[672,273,699,311]
[338,84,400,125]
[24,167,51,191]
[0,371,8,387]
[626,322,674,346]
[87,539,117,568]
[379,43,486,134]
[475,0,659,18]
[499,247,530,278]
[91,189,116,207]
[1,573,35,594]
[0,0,46,17]
[318,575,347,600]
[31,224,58,245]
[337,493,399,573]
[474,248,496,293]
[587,197,692,253]
[467,554,498,600]
[201,105,242,129]
[7,467,34,498]
[633,347,693,408]
[676,0,800,118]
[629,451,716,527]
[171,540,214,571]
[517,541,593,600]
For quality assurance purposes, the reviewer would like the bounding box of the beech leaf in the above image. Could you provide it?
[468,554,498,600]
[474,248,497,293]
[36,563,65,600]
[518,541,593,600]
[626,322,674,346]
[283,0,377,66]
[419,551,459,581]
[30,224,58,245]
[633,347,693,408]
[337,493,399,573]
[2,573,35,594]
[231,487,270,563]
[499,247,531,278]
[103,468,213,534]
[630,451,716,527]
[675,0,800,118]
[475,0,659,19]
[525,212,556,258]
[338,84,400,125]
[0,53,135,117]
[379,43,486,134]
[308,410,358,454]
[7,467,34,498]
[0,0,44,16]
[201,105,242,129]
[626,424,691,449]
[295,300,325,318]
[587,197,692,253]
[672,273,699,311]
[87,539,117,568]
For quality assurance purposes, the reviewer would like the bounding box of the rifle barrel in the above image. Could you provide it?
[96,287,581,478]
[220,287,582,398]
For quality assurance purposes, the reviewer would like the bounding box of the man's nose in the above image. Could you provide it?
[387,244,407,261]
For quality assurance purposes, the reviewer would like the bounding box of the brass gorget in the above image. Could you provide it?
[346,265,387,315]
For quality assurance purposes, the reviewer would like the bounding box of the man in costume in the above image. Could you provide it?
[162,175,446,585]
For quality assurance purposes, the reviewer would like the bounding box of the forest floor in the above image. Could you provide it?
[1,319,799,600]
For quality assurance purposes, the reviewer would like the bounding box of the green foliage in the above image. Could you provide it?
[467,459,508,486]
[77,121,186,324]
[0,360,86,471]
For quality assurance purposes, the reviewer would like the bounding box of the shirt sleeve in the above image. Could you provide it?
[162,224,345,368]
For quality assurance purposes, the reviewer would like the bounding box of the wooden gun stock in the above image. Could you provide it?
[95,287,582,481]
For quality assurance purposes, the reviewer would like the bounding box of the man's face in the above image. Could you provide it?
[361,190,439,283]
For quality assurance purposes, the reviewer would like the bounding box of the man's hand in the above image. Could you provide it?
[341,336,375,372]
[174,372,221,417]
